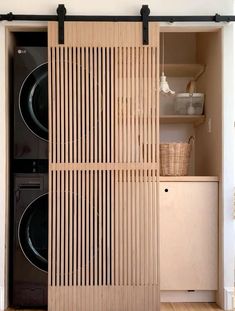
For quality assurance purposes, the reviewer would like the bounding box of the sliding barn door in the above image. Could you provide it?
[48,21,159,311]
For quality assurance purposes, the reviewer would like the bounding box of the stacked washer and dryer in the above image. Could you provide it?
[12,47,48,307]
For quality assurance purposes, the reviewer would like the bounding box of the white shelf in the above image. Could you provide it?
[160,63,205,78]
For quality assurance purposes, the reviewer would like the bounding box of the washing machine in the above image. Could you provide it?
[11,173,48,307]
[13,46,48,164]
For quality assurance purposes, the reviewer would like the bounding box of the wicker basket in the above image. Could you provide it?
[160,136,194,176]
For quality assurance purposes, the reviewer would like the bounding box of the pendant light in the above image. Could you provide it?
[159,33,175,95]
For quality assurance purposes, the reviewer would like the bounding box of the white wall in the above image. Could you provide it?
[0,0,234,310]
[0,0,233,15]
[221,22,235,310]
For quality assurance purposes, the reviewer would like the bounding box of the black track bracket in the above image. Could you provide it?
[6,12,14,21]
[140,5,150,45]
[57,4,66,44]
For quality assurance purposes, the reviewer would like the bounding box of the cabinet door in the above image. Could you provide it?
[160,181,218,290]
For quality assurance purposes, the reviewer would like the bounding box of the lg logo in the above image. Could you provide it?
[17,49,27,54]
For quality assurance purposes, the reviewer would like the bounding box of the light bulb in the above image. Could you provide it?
[159,73,175,95]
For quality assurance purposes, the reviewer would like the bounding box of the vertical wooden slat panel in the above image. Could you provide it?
[119,47,123,163]
[98,170,102,285]
[65,170,69,287]
[115,169,119,285]
[114,48,118,164]
[58,47,62,164]
[52,170,56,286]
[135,47,139,163]
[136,170,140,286]
[73,47,77,164]
[102,170,106,285]
[69,48,73,164]
[94,170,98,286]
[81,170,85,286]
[90,48,94,163]
[110,48,115,287]
[98,47,102,164]
[64,47,69,164]
[77,48,81,164]
[90,170,94,286]
[107,171,111,285]
[123,169,127,286]
[127,47,130,163]
[68,47,73,290]
[102,48,106,163]
[85,47,90,164]
[111,169,115,285]
[48,22,159,311]
[139,47,143,163]
[120,169,124,286]
[73,170,77,286]
[127,169,131,286]
[81,48,85,164]
[123,47,127,163]
[143,47,147,164]
[56,170,61,287]
[86,170,89,285]
[77,170,81,285]
[69,171,73,286]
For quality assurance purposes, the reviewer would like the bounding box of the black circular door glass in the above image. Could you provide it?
[19,63,48,140]
[19,193,48,272]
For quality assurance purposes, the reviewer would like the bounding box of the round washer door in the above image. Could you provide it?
[19,63,48,141]
[19,193,48,272]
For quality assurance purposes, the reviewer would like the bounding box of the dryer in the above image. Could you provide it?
[12,173,48,307]
[13,47,48,161]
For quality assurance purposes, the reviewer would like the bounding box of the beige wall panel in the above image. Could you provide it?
[195,31,222,177]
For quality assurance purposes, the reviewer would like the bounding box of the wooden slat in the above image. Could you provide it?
[73,170,77,286]
[123,169,127,285]
[119,47,123,163]
[98,170,102,285]
[94,170,98,286]
[50,162,158,171]
[98,47,102,163]
[115,169,119,286]
[77,48,81,163]
[81,48,85,163]
[86,170,89,285]
[77,171,81,285]
[65,170,69,287]
[81,171,85,285]
[119,169,123,285]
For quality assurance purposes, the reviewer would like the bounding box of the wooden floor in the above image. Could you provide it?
[6,303,224,310]
[161,303,224,310]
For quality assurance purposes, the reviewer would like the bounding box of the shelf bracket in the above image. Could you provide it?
[140,5,150,45]
[57,4,66,45]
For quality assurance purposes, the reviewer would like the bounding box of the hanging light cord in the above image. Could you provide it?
[162,32,164,74]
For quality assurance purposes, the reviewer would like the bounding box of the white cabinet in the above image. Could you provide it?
[160,181,218,290]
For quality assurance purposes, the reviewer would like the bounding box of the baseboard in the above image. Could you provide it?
[160,290,216,303]
[0,286,3,311]
[224,287,234,311]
